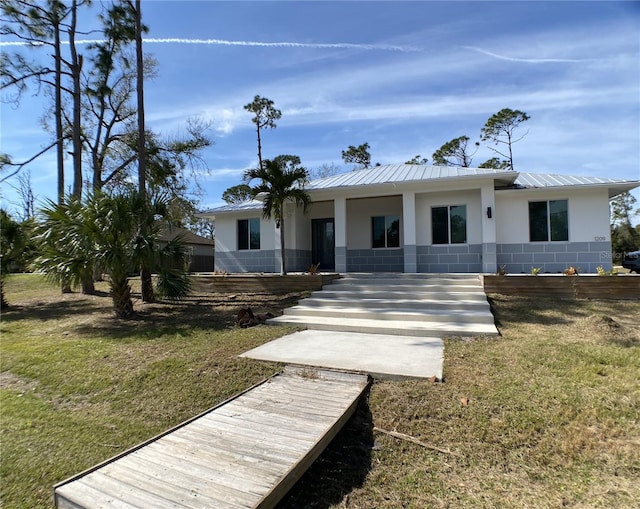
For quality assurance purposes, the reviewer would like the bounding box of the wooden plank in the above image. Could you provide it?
[214,404,329,435]
[130,439,279,488]
[110,452,256,508]
[70,472,184,509]
[225,395,345,420]
[239,385,360,405]
[55,480,140,509]
[256,382,364,509]
[482,275,640,299]
[249,383,363,404]
[54,369,369,509]
[99,461,244,509]
[185,420,309,456]
[169,426,299,465]
[161,433,290,475]
[121,446,271,500]
[190,274,340,294]
[225,396,349,424]
[194,414,314,449]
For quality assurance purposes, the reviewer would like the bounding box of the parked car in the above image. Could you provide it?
[622,250,640,273]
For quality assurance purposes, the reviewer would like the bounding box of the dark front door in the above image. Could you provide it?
[311,218,335,271]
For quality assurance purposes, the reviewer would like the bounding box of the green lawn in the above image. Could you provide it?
[1,274,639,508]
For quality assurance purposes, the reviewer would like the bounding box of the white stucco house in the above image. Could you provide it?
[200,165,639,274]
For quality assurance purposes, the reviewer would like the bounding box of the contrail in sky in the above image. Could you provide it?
[0,37,420,52]
[463,45,589,63]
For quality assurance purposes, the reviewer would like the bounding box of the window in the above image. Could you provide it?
[238,218,260,250]
[432,205,467,244]
[529,200,568,242]
[372,215,400,248]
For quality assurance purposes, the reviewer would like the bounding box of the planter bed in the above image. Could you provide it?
[482,274,639,300]
[191,273,340,294]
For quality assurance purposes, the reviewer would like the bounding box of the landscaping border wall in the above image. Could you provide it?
[481,274,640,300]
[191,273,340,294]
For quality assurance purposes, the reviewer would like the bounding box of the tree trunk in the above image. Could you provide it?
[111,276,134,318]
[81,271,95,294]
[69,0,83,200]
[61,278,72,294]
[54,15,64,205]
[1,281,8,310]
[134,0,154,303]
[256,124,263,170]
[279,206,286,275]
[55,7,69,298]
[140,268,154,302]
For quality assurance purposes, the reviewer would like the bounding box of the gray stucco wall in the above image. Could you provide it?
[416,244,483,273]
[496,241,613,274]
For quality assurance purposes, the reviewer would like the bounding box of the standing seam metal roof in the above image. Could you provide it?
[305,164,515,190]
[200,165,638,214]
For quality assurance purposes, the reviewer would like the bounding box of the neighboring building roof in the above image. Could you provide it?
[158,226,215,246]
[201,165,639,215]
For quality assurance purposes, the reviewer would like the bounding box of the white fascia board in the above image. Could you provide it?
[496,181,640,198]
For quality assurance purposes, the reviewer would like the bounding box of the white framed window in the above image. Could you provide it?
[432,205,467,244]
[529,200,568,242]
[238,218,260,250]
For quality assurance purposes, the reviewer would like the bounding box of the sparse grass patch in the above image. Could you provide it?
[1,274,298,508]
[281,295,640,509]
[1,276,639,508]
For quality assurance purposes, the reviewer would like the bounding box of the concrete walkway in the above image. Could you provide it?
[243,274,497,380]
[241,330,443,380]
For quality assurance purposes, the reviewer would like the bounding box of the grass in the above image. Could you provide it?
[2,274,639,508]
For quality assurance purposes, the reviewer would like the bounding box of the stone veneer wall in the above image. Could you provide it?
[496,241,613,274]
[416,244,482,273]
[347,248,404,272]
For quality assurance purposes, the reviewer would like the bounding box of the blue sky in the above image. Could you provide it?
[1,0,639,218]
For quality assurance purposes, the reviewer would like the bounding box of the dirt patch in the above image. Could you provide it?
[0,371,38,394]
[577,314,640,346]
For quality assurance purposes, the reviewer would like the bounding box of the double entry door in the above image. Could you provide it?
[311,218,335,271]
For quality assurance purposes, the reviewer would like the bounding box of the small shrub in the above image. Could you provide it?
[307,263,321,275]
[596,265,618,276]
[497,265,508,276]
[563,266,579,276]
[530,267,542,276]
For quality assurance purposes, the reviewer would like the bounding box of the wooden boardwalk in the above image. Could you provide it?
[54,367,369,509]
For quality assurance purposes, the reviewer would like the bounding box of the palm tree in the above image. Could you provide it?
[35,191,191,318]
[244,155,311,275]
[34,197,97,295]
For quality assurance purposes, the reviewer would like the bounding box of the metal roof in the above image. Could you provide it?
[200,199,263,215]
[306,164,514,190]
[200,165,638,215]
[513,172,636,189]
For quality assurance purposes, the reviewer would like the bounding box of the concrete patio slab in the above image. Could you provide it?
[240,330,444,380]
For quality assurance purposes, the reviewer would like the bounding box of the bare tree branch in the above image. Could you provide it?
[0,138,63,183]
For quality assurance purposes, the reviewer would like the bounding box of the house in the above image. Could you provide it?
[200,165,639,274]
[157,226,215,272]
